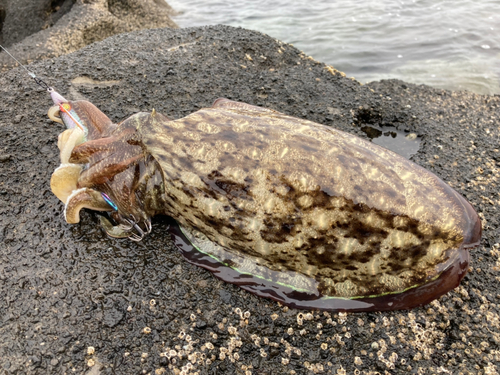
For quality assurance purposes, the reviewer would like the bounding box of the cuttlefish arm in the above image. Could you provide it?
[64,185,140,240]
[64,188,113,223]
[50,127,85,204]
[48,89,139,239]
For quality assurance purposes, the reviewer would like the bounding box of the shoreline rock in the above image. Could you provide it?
[0,25,498,374]
[0,0,177,71]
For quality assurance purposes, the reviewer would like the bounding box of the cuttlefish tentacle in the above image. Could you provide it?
[98,215,134,239]
[49,92,116,139]
[77,154,143,187]
[50,127,87,204]
[64,188,113,224]
[68,101,117,138]
[58,128,86,164]
[48,105,63,124]
[97,214,150,241]
[50,164,83,204]
[68,126,138,163]
[48,93,139,236]
[67,136,121,164]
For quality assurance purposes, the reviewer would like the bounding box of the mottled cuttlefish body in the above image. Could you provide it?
[48,92,481,312]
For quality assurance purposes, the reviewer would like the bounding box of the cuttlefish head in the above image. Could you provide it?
[48,89,151,241]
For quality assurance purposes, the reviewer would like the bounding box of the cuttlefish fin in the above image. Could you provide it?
[212,98,279,114]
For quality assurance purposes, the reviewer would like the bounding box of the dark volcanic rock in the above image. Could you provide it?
[0,25,499,374]
[0,0,177,71]
[0,0,74,47]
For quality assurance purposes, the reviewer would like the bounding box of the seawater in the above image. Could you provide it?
[168,0,500,95]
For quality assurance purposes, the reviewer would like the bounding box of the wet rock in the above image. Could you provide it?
[29,355,41,368]
[102,307,124,328]
[196,320,207,329]
[0,0,177,71]
[0,0,74,47]
[219,290,232,304]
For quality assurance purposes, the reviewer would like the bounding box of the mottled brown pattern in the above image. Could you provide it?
[54,98,479,298]
[135,100,476,298]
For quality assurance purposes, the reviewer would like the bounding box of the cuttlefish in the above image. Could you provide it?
[47,89,481,312]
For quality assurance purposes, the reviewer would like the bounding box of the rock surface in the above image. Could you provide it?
[0,0,177,71]
[0,25,499,374]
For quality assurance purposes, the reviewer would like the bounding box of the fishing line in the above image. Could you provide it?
[0,44,88,132]
[0,44,53,91]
